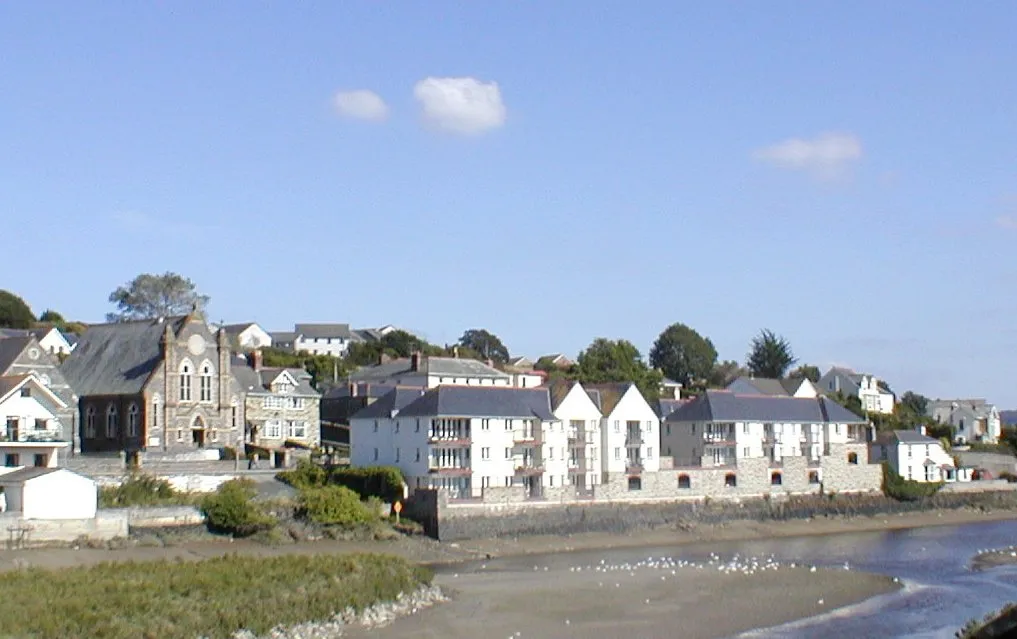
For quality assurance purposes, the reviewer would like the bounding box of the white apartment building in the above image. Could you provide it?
[871,429,970,483]
[585,383,661,477]
[663,390,873,470]
[549,381,603,490]
[347,353,543,389]
[349,385,567,499]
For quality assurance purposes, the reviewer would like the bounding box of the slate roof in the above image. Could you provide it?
[222,323,257,336]
[888,430,940,445]
[395,386,555,420]
[548,379,575,411]
[294,323,352,339]
[583,383,633,416]
[63,332,79,346]
[655,398,686,420]
[323,382,402,401]
[270,331,297,344]
[60,317,187,396]
[666,390,868,424]
[350,387,428,419]
[0,467,62,484]
[351,328,385,343]
[0,336,33,374]
[229,357,318,396]
[348,356,510,382]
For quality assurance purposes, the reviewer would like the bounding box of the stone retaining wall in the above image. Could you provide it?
[124,506,204,528]
[0,511,128,544]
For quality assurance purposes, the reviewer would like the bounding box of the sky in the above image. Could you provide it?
[2,3,1016,405]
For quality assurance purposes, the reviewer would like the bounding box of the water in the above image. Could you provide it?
[441,519,1017,638]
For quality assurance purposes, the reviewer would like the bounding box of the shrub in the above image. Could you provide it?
[199,479,276,537]
[999,471,1017,483]
[297,485,376,527]
[329,466,405,503]
[276,459,328,489]
[99,474,193,508]
[881,462,943,501]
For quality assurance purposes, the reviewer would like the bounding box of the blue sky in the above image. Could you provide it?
[3,3,1016,404]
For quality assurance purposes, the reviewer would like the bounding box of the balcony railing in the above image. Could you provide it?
[514,465,544,476]
[625,433,643,445]
[512,430,541,444]
[427,434,471,446]
[704,431,735,444]
[427,465,472,476]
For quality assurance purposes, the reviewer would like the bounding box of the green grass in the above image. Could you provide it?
[0,553,432,639]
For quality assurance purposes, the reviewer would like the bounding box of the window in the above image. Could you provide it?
[809,471,820,484]
[646,421,652,433]
[647,447,654,459]
[743,424,749,434]
[373,448,379,461]
[725,473,737,487]
[482,419,490,430]
[5,454,19,467]
[106,404,118,438]
[34,418,47,431]
[33,454,46,467]
[287,397,304,409]
[262,396,284,409]
[199,362,213,402]
[743,447,750,457]
[210,429,219,442]
[127,403,139,437]
[415,419,421,433]
[628,477,642,491]
[614,447,621,460]
[549,475,555,487]
[152,397,161,431]
[276,382,293,393]
[231,401,238,429]
[176,428,183,442]
[179,361,193,401]
[505,419,513,431]
[614,420,620,433]
[482,447,490,460]
[847,452,858,465]
[265,420,282,438]
[288,421,306,438]
[771,471,782,486]
[907,446,912,458]
[504,447,511,459]
[549,447,555,460]
[925,444,930,457]
[20,387,30,397]
[678,474,691,489]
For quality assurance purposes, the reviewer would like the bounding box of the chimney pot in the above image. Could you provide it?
[248,349,263,371]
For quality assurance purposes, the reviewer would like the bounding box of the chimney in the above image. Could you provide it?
[411,351,422,372]
[248,349,263,371]
[378,352,391,365]
[349,382,357,398]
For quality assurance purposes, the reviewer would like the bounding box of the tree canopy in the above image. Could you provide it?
[458,329,510,362]
[899,391,929,417]
[746,329,797,379]
[0,291,35,329]
[788,364,821,383]
[38,309,65,324]
[648,323,717,389]
[708,360,747,389]
[107,272,210,322]
[575,338,662,402]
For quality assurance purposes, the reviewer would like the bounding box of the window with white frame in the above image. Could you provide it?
[614,447,621,460]
[482,418,490,430]
[127,403,139,437]
[504,447,511,459]
[276,382,293,393]
[262,396,284,409]
[288,421,306,438]
[647,447,654,458]
[85,406,96,438]
[287,397,304,409]
[106,404,118,438]
[200,362,214,402]
[179,360,193,401]
[265,420,282,438]
[646,421,652,432]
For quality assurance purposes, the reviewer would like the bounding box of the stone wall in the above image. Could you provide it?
[821,443,882,493]
[123,506,204,528]
[0,511,128,544]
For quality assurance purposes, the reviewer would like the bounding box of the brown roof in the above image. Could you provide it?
[0,375,29,400]
[584,382,632,416]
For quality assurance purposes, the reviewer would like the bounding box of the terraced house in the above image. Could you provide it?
[232,351,321,456]
[61,312,242,457]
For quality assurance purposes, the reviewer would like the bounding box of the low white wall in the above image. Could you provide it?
[942,480,1017,493]
[124,506,204,528]
[0,511,128,544]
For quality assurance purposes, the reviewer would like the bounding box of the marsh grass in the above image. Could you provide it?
[0,552,431,639]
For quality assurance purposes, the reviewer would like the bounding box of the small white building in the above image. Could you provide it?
[871,429,970,483]
[549,381,603,490]
[348,352,543,389]
[584,383,661,476]
[221,322,273,350]
[0,467,98,519]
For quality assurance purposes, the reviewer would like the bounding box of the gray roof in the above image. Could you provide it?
[230,356,263,393]
[890,430,940,445]
[0,467,62,484]
[351,328,385,343]
[60,317,187,396]
[667,390,868,424]
[258,368,318,396]
[350,387,428,419]
[222,323,258,336]
[0,336,33,373]
[270,331,297,343]
[348,356,510,383]
[230,357,318,396]
[63,332,79,346]
[395,386,555,420]
[656,398,686,419]
[294,323,352,339]
[324,383,401,400]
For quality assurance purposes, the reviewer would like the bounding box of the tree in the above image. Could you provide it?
[788,364,821,383]
[900,391,929,416]
[38,309,65,324]
[746,329,797,379]
[458,329,510,362]
[707,360,748,388]
[107,272,210,322]
[0,291,35,329]
[576,338,663,402]
[379,330,431,358]
[648,323,717,389]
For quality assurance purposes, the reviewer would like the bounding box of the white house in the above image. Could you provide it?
[0,467,97,519]
[926,399,1001,444]
[663,390,872,469]
[274,324,355,357]
[0,328,75,356]
[221,322,272,350]
[585,383,661,476]
[871,429,969,483]
[726,376,819,399]
[350,385,566,499]
[348,353,543,389]
[549,381,603,491]
[818,367,895,415]
[0,373,67,446]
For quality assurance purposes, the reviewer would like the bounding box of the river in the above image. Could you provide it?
[437,519,1017,638]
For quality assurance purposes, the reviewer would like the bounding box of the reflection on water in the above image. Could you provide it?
[444,519,1017,638]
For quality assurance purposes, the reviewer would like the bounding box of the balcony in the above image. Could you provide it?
[427,434,471,447]
[512,429,542,445]
[625,432,643,446]
[704,431,735,445]
[427,465,472,476]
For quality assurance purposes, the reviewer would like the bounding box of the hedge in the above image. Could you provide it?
[329,466,405,504]
[881,462,943,501]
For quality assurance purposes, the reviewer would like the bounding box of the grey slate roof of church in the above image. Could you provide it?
[667,390,867,424]
[393,386,555,420]
[60,317,187,396]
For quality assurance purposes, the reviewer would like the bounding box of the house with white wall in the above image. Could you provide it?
[350,385,564,499]
[726,376,819,399]
[0,373,67,448]
[0,467,97,519]
[818,367,895,415]
[871,429,969,483]
[348,353,543,389]
[926,399,1001,444]
[549,381,603,491]
[584,383,661,477]
[221,323,272,350]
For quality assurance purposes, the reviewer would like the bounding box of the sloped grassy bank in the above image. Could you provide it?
[0,552,432,639]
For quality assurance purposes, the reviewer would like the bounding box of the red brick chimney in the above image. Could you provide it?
[248,349,263,371]
[410,351,422,372]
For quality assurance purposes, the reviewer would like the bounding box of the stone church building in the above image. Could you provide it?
[61,312,243,456]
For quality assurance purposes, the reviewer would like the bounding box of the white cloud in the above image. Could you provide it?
[333,90,389,121]
[752,132,863,178]
[995,215,1017,230]
[413,76,506,135]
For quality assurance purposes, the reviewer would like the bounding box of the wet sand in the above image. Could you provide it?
[343,561,899,639]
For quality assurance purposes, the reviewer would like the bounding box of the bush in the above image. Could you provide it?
[881,462,943,501]
[329,466,405,503]
[199,479,276,537]
[0,552,431,639]
[297,485,377,527]
[276,459,328,489]
[99,474,194,508]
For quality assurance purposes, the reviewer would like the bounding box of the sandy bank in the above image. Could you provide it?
[342,557,899,639]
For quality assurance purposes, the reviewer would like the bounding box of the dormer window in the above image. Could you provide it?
[276,382,293,394]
